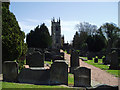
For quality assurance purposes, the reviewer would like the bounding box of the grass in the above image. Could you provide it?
[81,57,120,77]
[68,73,74,85]
[44,60,53,66]
[2,82,68,89]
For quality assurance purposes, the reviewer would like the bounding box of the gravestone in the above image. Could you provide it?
[26,48,35,56]
[86,84,118,90]
[50,60,68,85]
[87,52,94,60]
[105,53,111,64]
[26,51,44,67]
[109,50,119,70]
[52,55,64,62]
[70,50,79,73]
[74,67,91,87]
[60,52,64,59]
[2,61,18,82]
[102,57,107,65]
[97,54,103,59]
[94,58,98,63]
[45,51,52,61]
[18,68,50,85]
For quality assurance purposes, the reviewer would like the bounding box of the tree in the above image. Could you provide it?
[86,34,107,52]
[76,22,97,35]
[72,31,80,49]
[2,2,27,62]
[99,23,120,52]
[26,23,52,49]
[73,22,97,50]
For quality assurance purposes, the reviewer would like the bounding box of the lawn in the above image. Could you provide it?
[81,57,119,77]
[44,60,53,66]
[2,82,69,89]
[68,73,74,86]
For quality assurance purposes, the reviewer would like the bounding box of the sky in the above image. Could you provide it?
[9,2,118,43]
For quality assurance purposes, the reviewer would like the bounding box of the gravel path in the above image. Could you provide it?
[63,50,119,86]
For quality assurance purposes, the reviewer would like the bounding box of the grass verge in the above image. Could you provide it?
[2,82,68,89]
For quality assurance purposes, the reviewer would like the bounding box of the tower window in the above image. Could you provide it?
[56,26,59,31]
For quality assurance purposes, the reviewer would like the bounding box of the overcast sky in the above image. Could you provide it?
[9,2,118,43]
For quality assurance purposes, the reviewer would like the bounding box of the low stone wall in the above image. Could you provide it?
[18,68,50,85]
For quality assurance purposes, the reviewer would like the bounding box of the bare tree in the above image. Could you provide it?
[76,22,97,35]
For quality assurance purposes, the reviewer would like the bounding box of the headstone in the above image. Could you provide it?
[26,51,44,67]
[26,48,35,55]
[80,57,88,61]
[87,52,94,60]
[98,55,103,59]
[18,68,50,85]
[102,57,107,65]
[74,67,91,87]
[45,51,52,61]
[105,53,111,64]
[2,61,18,82]
[52,55,64,62]
[60,52,64,59]
[94,58,98,63]
[70,50,79,73]
[86,84,118,90]
[109,50,119,70]
[50,60,68,85]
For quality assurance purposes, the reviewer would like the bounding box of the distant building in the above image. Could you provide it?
[51,17,61,49]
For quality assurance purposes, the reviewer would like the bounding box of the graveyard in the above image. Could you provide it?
[1,1,120,90]
[1,48,119,90]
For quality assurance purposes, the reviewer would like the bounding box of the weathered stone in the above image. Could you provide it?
[102,57,107,65]
[94,58,98,63]
[86,84,118,90]
[80,57,88,61]
[18,68,50,85]
[26,48,35,56]
[74,67,91,87]
[50,60,68,85]
[45,51,52,61]
[97,55,103,59]
[2,61,18,82]
[70,50,79,73]
[26,51,44,67]
[52,55,64,62]
[60,52,64,59]
[105,53,111,64]
[109,50,119,70]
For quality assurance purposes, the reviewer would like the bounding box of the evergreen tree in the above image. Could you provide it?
[73,31,80,49]
[26,23,52,49]
[2,2,27,62]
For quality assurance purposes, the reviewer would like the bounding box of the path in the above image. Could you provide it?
[62,50,119,86]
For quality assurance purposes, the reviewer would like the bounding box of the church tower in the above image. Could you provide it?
[51,17,61,49]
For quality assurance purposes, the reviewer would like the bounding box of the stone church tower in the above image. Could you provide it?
[51,17,61,49]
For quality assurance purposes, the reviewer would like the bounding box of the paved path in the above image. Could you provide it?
[62,50,119,86]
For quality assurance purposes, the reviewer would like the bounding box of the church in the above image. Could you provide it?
[51,17,61,49]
